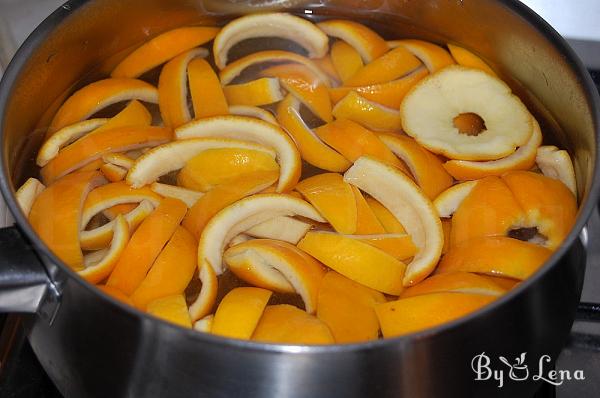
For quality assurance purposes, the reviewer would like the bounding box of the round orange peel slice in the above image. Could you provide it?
[15,177,45,217]
[536,145,577,197]
[41,126,172,185]
[376,292,495,338]
[243,216,312,244]
[315,119,407,171]
[297,231,406,295]
[329,67,429,109]
[150,183,203,208]
[447,43,497,76]
[48,78,158,133]
[502,171,577,250]
[223,77,284,107]
[37,119,108,166]
[317,20,388,63]
[158,48,209,128]
[276,95,351,172]
[261,63,332,122]
[219,50,331,86]
[29,171,106,270]
[81,182,162,228]
[437,236,553,280]
[188,57,230,119]
[79,215,130,284]
[175,115,302,192]
[351,186,386,234]
[450,176,525,247]
[188,262,218,322]
[433,180,479,218]
[379,133,454,199]
[344,156,444,286]
[401,66,532,161]
[177,147,279,192]
[330,40,364,83]
[182,171,279,239]
[224,239,325,314]
[111,26,220,78]
[444,116,542,180]
[316,271,385,343]
[333,91,402,131]
[295,173,358,234]
[400,271,506,299]
[344,45,422,87]
[100,163,127,182]
[229,105,277,124]
[147,294,192,329]
[388,39,455,73]
[252,304,334,345]
[197,193,326,275]
[213,13,328,69]
[130,226,197,310]
[126,137,276,189]
[106,197,188,295]
[211,287,272,339]
[80,200,154,250]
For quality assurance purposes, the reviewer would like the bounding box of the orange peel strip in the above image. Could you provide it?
[188,57,229,118]
[147,294,192,329]
[224,239,326,313]
[344,156,444,286]
[433,180,479,218]
[211,287,272,339]
[276,95,350,172]
[229,105,277,124]
[175,115,301,192]
[100,163,127,182]
[79,215,129,284]
[317,271,385,343]
[333,91,402,131]
[48,78,158,133]
[344,45,422,87]
[126,137,276,188]
[317,20,388,63]
[400,271,506,298]
[354,234,417,260]
[16,177,45,217]
[219,50,331,86]
[243,216,312,244]
[29,171,106,270]
[536,145,577,197]
[388,39,455,73]
[252,304,334,345]
[197,193,326,275]
[213,13,328,69]
[447,44,497,76]
[376,292,495,337]
[41,126,172,184]
[329,67,429,109]
[365,197,407,234]
[80,200,154,250]
[131,226,197,310]
[351,186,386,234]
[151,183,203,208]
[193,315,214,333]
[444,117,542,180]
[188,262,218,322]
[438,236,553,280]
[111,26,219,78]
[330,40,364,83]
[223,77,284,107]
[158,48,209,128]
[102,153,135,170]
[379,134,454,199]
[106,197,188,295]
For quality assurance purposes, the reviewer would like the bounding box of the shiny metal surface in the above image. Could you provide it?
[0,1,599,397]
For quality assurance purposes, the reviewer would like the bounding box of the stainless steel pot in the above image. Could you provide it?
[0,1,599,397]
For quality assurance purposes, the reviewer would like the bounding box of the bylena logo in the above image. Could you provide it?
[471,352,585,388]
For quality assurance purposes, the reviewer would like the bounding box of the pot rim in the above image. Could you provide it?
[0,0,599,354]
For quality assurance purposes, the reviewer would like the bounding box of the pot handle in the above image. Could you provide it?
[0,226,60,323]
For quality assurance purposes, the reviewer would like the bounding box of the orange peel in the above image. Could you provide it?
[351,186,386,234]
[213,13,328,69]
[400,271,506,298]
[100,163,127,182]
[332,91,402,131]
[193,315,214,333]
[150,183,203,208]
[126,137,275,188]
[243,216,312,244]
[111,26,219,78]
[147,294,192,328]
[15,177,45,217]
[79,215,129,284]
[29,170,106,270]
[224,239,325,313]
[433,180,478,218]
[447,44,497,76]
[175,115,302,192]
[365,197,407,234]
[344,156,444,285]
[223,77,284,107]
[188,58,230,118]
[344,45,422,87]
[536,145,577,196]
[388,39,455,73]
[354,234,417,260]
[229,105,277,124]
[317,20,388,63]
[330,40,364,83]
[276,95,351,172]
[211,287,272,339]
[48,78,158,133]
